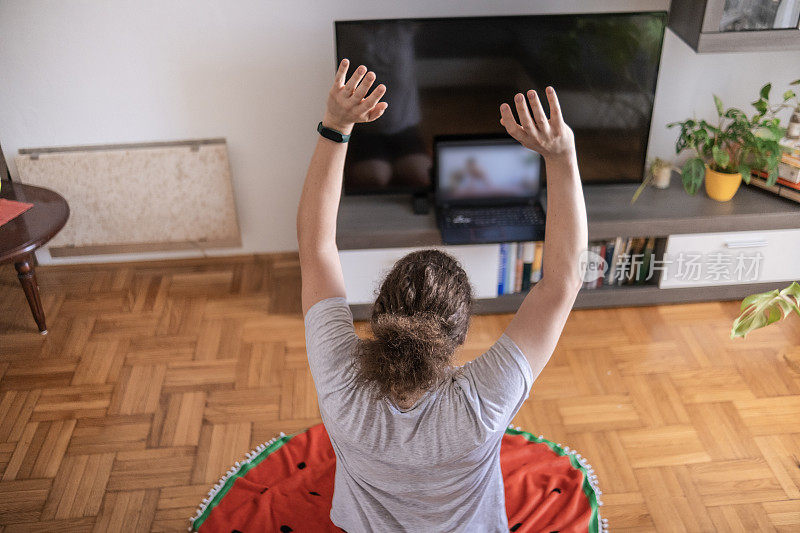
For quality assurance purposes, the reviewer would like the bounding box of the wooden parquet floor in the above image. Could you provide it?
[0,253,799,532]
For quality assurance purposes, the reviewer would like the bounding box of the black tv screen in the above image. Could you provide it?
[334,11,667,195]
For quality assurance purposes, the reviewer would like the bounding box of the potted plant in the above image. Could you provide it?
[731,281,800,338]
[755,79,800,139]
[630,157,674,203]
[668,87,785,201]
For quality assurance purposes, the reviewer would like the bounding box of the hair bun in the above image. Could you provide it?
[355,313,456,401]
[373,313,448,347]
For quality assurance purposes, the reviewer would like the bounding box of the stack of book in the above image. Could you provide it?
[497,242,543,295]
[584,236,657,289]
[496,236,659,296]
[749,137,800,203]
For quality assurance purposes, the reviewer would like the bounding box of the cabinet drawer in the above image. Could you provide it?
[659,229,800,288]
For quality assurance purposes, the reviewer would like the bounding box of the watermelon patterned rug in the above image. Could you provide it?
[190,424,606,533]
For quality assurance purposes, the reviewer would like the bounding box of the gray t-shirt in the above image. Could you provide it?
[304,297,534,532]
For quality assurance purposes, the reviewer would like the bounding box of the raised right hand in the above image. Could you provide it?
[499,87,575,159]
[323,59,388,136]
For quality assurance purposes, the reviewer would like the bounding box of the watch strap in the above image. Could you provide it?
[317,122,351,143]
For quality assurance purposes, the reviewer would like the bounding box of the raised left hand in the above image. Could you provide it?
[323,59,388,135]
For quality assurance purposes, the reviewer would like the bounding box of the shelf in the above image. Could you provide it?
[337,180,800,250]
[348,279,788,320]
[669,0,800,53]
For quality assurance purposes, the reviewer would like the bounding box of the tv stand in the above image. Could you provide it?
[411,191,430,215]
[336,179,800,320]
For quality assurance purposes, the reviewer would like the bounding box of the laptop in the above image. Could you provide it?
[434,136,546,245]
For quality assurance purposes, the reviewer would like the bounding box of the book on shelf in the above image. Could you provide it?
[750,171,800,204]
[496,236,661,296]
[496,241,542,296]
[497,243,508,295]
[638,237,656,285]
[504,242,517,295]
[521,242,535,292]
[531,241,543,283]
[606,236,622,285]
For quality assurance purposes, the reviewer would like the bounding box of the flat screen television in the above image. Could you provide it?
[334,11,667,195]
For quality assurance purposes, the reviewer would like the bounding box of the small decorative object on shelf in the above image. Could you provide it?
[630,158,674,203]
[668,83,786,202]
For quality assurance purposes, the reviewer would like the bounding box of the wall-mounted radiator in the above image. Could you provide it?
[15,138,240,257]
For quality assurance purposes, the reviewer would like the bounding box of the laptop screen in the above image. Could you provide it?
[435,138,542,205]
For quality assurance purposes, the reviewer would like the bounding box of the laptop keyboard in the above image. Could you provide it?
[444,205,544,228]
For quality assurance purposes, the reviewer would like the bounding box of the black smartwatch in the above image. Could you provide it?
[317,122,351,143]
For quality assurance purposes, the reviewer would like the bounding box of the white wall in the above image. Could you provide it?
[1,0,798,265]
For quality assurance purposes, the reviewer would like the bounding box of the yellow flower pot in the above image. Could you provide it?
[704,165,741,202]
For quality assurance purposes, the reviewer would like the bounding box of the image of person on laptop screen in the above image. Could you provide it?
[441,149,541,200]
[297,60,587,532]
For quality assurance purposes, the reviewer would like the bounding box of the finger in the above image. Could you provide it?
[513,93,535,131]
[527,90,549,130]
[360,83,386,110]
[334,59,349,87]
[499,103,524,140]
[367,101,388,122]
[545,86,563,123]
[344,65,367,94]
[353,71,376,100]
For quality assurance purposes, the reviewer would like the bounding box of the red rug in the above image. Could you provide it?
[191,424,604,532]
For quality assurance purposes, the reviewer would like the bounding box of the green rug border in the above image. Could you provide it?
[192,433,292,530]
[192,428,601,532]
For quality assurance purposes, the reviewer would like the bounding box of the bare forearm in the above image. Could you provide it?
[296,137,348,252]
[297,60,387,257]
[540,151,587,291]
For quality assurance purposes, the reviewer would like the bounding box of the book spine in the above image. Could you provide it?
[514,243,524,293]
[607,236,622,285]
[750,174,781,193]
[521,242,535,292]
[777,176,800,190]
[504,243,517,295]
[603,239,615,285]
[497,243,507,296]
[618,238,633,286]
[595,244,606,288]
[531,241,544,283]
[638,237,655,284]
[779,186,800,203]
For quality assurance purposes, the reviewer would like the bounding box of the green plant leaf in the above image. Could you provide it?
[712,145,730,169]
[760,83,772,100]
[766,162,779,186]
[752,99,768,115]
[738,161,752,183]
[784,90,796,101]
[754,126,783,141]
[713,95,724,116]
[791,79,800,85]
[731,282,800,338]
[681,157,704,195]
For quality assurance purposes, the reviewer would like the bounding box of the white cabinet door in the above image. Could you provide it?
[339,244,500,304]
[659,229,800,288]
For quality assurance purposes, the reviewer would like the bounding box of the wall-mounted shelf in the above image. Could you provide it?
[337,180,800,250]
[669,0,800,53]
[338,180,800,320]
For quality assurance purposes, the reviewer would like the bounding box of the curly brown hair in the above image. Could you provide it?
[354,249,474,404]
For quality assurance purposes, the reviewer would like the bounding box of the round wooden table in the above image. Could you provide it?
[0,182,70,334]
